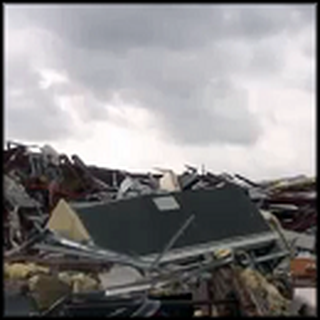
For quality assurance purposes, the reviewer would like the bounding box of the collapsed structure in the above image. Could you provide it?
[4,141,317,316]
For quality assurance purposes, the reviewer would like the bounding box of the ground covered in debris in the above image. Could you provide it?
[4,142,317,317]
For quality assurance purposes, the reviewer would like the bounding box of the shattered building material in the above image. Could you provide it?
[3,141,316,316]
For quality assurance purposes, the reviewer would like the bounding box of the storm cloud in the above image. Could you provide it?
[4,4,315,178]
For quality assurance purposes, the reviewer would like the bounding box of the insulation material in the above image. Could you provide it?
[71,273,100,293]
[4,263,49,280]
[58,271,101,293]
[238,268,289,315]
[46,199,91,243]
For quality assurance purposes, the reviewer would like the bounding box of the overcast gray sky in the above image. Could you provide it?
[5,4,316,179]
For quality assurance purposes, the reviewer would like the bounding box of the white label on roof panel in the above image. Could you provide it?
[153,196,180,211]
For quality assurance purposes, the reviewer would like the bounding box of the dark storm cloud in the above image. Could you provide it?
[7,4,314,50]
[5,4,315,145]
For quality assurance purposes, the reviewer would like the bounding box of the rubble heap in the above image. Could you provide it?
[3,141,317,316]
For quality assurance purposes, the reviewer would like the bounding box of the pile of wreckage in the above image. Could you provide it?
[4,141,317,316]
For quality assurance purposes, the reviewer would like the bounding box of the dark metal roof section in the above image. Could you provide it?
[73,183,272,257]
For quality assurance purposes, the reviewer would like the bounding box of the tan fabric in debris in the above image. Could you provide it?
[46,198,91,242]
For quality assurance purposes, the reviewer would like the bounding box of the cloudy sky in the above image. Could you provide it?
[5,4,316,179]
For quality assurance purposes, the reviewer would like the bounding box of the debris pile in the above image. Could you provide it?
[3,141,317,316]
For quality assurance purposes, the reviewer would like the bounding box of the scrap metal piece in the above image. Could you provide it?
[234,174,261,188]
[33,230,152,272]
[130,298,161,317]
[103,256,234,298]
